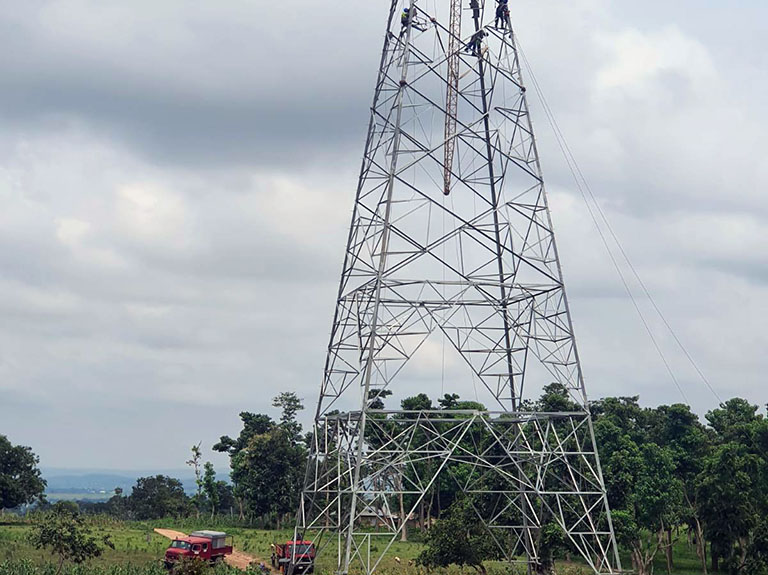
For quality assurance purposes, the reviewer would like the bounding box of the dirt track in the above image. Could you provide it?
[226,548,260,570]
[153,528,187,540]
[153,528,261,571]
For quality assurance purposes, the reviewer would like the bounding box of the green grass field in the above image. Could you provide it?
[0,517,713,575]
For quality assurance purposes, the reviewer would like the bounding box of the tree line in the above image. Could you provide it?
[206,387,768,575]
[2,389,767,575]
[415,387,768,575]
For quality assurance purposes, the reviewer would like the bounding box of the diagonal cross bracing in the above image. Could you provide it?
[297,2,620,575]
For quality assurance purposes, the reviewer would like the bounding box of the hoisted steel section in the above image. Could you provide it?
[443,0,462,195]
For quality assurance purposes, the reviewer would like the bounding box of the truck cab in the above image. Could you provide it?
[164,531,232,568]
[272,539,316,574]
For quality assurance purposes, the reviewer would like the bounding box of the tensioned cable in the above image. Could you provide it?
[516,39,722,405]
[517,55,687,404]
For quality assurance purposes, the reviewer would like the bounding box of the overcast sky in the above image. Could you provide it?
[1,0,766,472]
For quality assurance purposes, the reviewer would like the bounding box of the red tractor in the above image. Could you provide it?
[163,530,233,568]
[271,538,316,574]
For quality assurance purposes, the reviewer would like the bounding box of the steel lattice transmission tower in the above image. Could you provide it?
[295,1,621,574]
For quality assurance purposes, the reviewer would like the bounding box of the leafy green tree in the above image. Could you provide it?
[401,393,433,411]
[128,475,190,520]
[0,434,46,510]
[535,522,568,575]
[528,384,579,574]
[698,442,766,574]
[186,443,204,519]
[232,426,306,527]
[29,502,114,575]
[438,393,460,410]
[202,462,219,519]
[215,481,236,516]
[418,497,501,574]
[707,399,761,445]
[104,487,128,519]
[698,399,768,574]
[399,393,434,531]
[611,444,683,575]
[213,412,275,456]
[594,397,684,575]
[272,392,305,444]
[217,397,306,523]
[367,388,393,410]
[214,411,275,519]
[647,403,711,573]
[745,519,768,575]
[419,393,489,521]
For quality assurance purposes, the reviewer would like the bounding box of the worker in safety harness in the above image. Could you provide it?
[464,29,486,56]
[400,6,426,38]
[495,0,510,29]
[469,0,480,20]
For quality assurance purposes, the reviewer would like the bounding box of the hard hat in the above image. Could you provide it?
[404,7,409,12]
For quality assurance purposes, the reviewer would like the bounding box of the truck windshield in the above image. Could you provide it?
[288,544,314,555]
[171,541,190,550]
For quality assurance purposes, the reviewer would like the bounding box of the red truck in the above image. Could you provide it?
[164,530,233,568]
[271,538,316,574]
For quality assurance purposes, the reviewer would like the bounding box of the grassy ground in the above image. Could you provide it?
[0,516,713,575]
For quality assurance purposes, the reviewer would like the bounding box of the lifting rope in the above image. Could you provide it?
[516,38,722,405]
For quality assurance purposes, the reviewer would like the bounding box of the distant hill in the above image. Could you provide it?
[41,468,228,501]
[44,473,139,493]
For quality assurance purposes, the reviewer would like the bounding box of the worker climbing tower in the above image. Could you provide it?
[296,1,621,574]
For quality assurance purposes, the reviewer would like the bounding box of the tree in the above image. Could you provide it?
[745,519,768,575]
[535,522,568,575]
[399,393,435,531]
[529,384,578,575]
[272,392,305,444]
[438,393,460,410]
[202,462,219,519]
[367,388,392,410]
[231,426,306,527]
[128,475,190,520]
[648,403,711,573]
[698,399,768,574]
[214,411,276,519]
[417,497,501,574]
[593,397,684,575]
[0,434,46,510]
[105,487,128,519]
[706,399,761,445]
[30,502,114,575]
[215,481,236,516]
[213,412,275,456]
[186,443,204,518]
[698,443,766,574]
[216,393,308,523]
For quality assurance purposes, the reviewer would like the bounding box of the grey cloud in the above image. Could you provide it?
[0,0,388,168]
[1,0,767,468]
